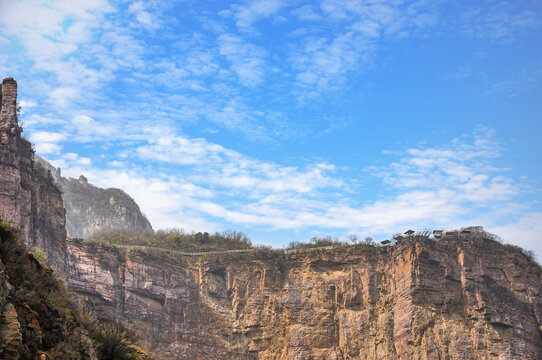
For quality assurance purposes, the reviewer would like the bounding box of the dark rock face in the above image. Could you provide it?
[36,157,153,239]
[0,77,67,273]
[66,235,542,360]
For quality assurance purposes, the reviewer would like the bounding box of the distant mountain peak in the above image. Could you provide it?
[35,156,153,239]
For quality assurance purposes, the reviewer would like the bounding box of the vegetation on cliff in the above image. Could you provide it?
[0,222,153,359]
[86,227,370,254]
[86,228,253,252]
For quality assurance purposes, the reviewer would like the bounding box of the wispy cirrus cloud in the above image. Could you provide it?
[285,0,441,100]
[135,131,343,195]
[218,33,267,87]
[4,0,539,142]
[128,1,163,30]
[374,127,516,202]
[460,2,542,41]
[227,0,285,29]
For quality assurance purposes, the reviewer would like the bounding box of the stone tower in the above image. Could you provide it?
[0,77,33,236]
[0,77,20,132]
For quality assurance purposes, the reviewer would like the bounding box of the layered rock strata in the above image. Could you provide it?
[66,234,542,359]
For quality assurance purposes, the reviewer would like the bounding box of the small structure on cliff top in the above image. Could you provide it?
[400,227,485,241]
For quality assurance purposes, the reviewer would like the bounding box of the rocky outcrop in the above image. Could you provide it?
[0,77,35,245]
[65,234,542,359]
[36,156,153,239]
[0,259,21,360]
[0,304,22,360]
[0,224,98,359]
[0,77,67,273]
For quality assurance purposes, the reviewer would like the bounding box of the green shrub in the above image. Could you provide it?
[287,236,348,250]
[31,246,48,264]
[93,324,138,360]
[88,228,253,252]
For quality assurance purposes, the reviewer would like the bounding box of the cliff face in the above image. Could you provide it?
[0,78,34,245]
[36,156,153,239]
[3,77,542,359]
[0,78,67,273]
[65,234,542,360]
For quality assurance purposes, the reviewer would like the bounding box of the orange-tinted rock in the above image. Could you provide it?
[66,235,542,359]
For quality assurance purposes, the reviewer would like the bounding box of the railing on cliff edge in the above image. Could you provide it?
[111,243,354,257]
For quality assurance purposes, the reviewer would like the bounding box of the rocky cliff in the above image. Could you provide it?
[65,233,542,359]
[0,222,154,359]
[0,78,67,274]
[3,77,542,359]
[36,157,153,239]
[0,223,97,359]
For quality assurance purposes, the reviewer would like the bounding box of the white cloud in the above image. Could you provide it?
[489,212,542,260]
[291,31,370,99]
[35,143,62,155]
[286,0,440,99]
[218,34,267,87]
[49,87,81,108]
[0,0,148,111]
[38,125,541,260]
[230,0,285,28]
[46,158,220,231]
[291,5,323,21]
[128,1,161,30]
[136,131,343,195]
[29,131,67,143]
[61,152,92,166]
[29,131,67,155]
[128,127,523,236]
[3,0,540,254]
[18,99,37,108]
[460,5,541,40]
[24,114,65,127]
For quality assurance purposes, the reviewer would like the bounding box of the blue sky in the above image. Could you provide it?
[1,0,541,254]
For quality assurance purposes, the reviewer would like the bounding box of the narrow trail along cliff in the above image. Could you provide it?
[67,233,542,359]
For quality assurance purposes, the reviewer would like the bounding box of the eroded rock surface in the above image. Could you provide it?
[0,77,67,273]
[66,235,542,359]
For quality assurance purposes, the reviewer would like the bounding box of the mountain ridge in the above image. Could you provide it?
[35,156,153,239]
